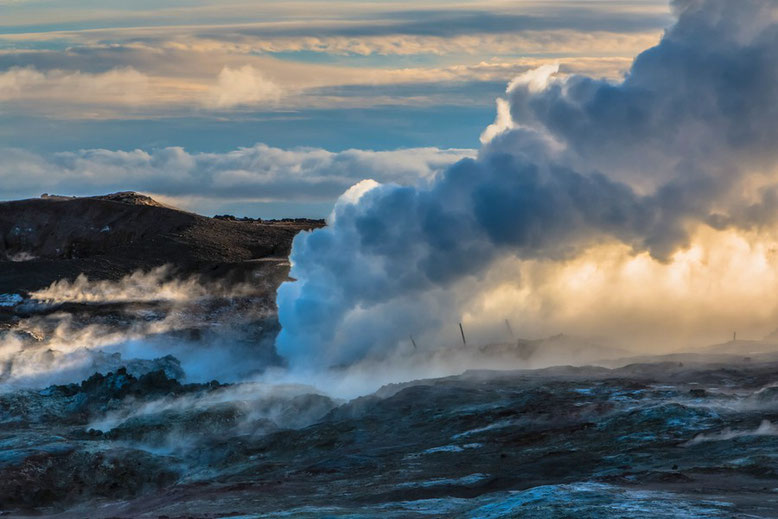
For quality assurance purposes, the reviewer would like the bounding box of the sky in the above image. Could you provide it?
[0,0,671,217]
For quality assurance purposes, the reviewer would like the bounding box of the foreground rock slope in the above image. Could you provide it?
[3,359,778,517]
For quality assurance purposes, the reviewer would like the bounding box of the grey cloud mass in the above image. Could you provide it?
[276,0,778,367]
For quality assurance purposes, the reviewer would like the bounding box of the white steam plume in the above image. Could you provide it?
[30,265,259,304]
[1,267,280,389]
[277,0,778,368]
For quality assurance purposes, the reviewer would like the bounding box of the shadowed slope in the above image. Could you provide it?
[0,192,324,294]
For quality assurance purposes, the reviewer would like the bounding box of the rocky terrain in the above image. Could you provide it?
[2,193,778,517]
[0,192,323,295]
[4,358,778,517]
[0,192,323,386]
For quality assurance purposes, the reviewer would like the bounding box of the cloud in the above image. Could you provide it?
[207,65,282,108]
[0,63,283,114]
[0,144,474,214]
[173,30,661,58]
[0,66,151,105]
[0,55,639,118]
[479,98,515,145]
[276,0,778,368]
[480,64,561,144]
[0,2,666,117]
[315,9,669,39]
[2,2,671,39]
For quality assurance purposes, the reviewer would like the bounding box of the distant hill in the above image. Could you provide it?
[0,192,324,294]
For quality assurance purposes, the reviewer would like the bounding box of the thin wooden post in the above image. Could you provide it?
[505,319,514,339]
[459,322,467,346]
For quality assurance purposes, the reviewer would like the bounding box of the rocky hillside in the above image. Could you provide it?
[0,192,324,294]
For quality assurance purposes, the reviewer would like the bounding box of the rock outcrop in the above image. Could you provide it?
[0,192,324,294]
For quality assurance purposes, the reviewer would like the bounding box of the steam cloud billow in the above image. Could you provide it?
[277,0,778,368]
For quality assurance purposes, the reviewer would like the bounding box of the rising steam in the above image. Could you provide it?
[0,267,279,389]
[277,0,778,367]
[30,265,257,304]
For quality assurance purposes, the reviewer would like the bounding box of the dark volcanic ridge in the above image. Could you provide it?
[0,191,324,295]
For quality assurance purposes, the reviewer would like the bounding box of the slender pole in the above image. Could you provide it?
[505,319,514,339]
[410,335,418,350]
[459,322,467,346]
